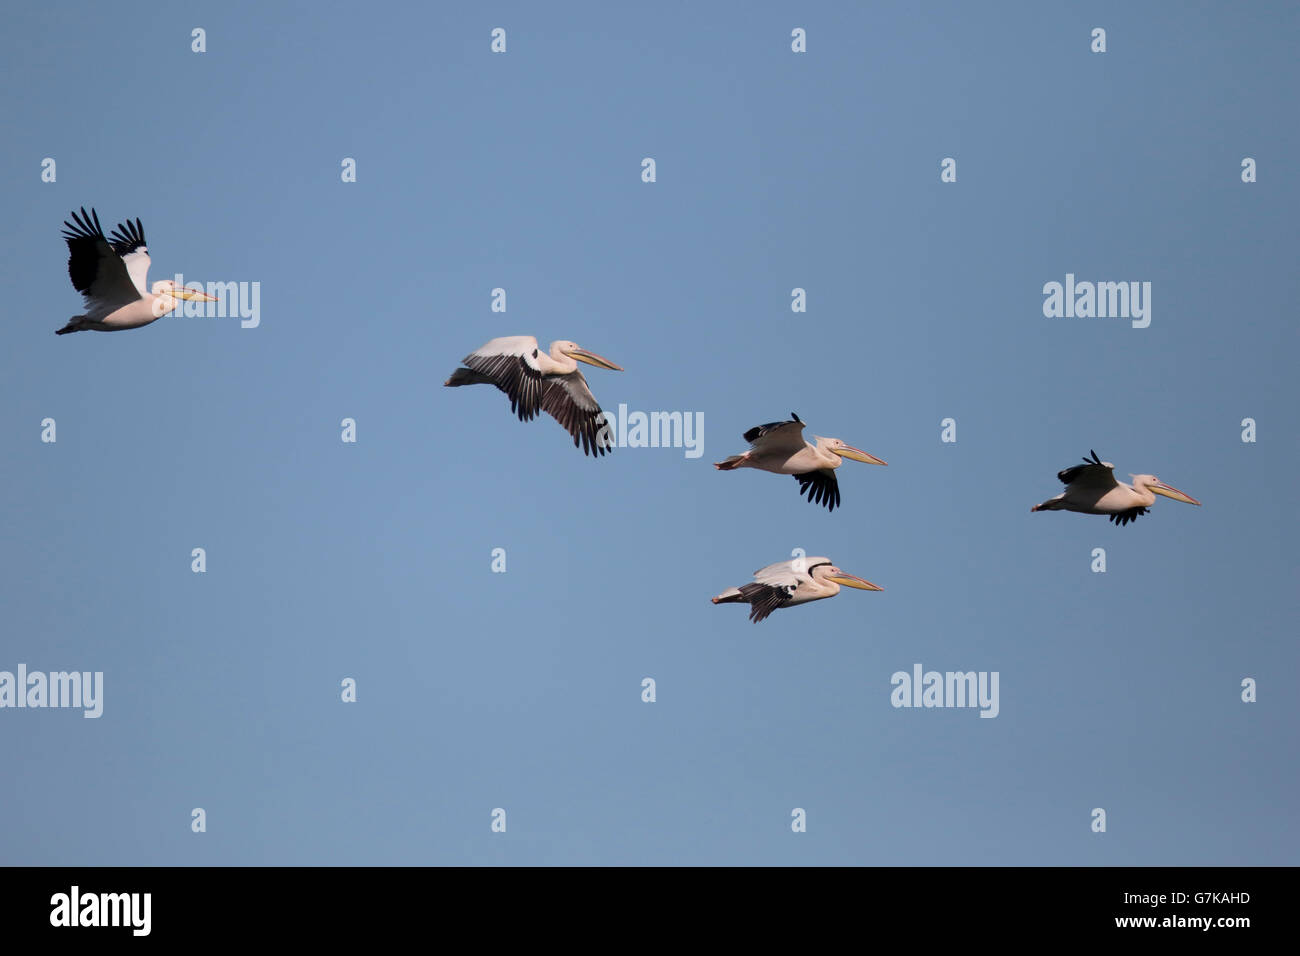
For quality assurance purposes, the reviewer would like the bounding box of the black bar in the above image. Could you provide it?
[0,866,1280,941]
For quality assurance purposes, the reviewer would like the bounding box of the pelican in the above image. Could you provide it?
[714,412,886,511]
[55,207,215,335]
[1031,450,1201,526]
[712,556,883,623]
[444,336,623,456]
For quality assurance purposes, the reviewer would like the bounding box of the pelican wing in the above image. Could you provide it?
[751,560,800,588]
[1057,449,1119,490]
[740,558,833,621]
[107,217,151,296]
[751,557,830,587]
[736,583,796,622]
[541,372,612,457]
[61,207,141,311]
[742,412,807,453]
[793,469,840,511]
[1109,506,1149,527]
[461,336,548,421]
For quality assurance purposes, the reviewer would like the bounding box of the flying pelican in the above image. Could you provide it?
[714,412,886,511]
[444,336,623,456]
[1031,450,1201,526]
[55,207,215,335]
[712,556,883,623]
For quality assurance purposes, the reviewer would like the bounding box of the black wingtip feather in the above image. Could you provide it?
[793,471,841,511]
[62,206,107,242]
[737,582,795,623]
[108,216,147,254]
[1108,506,1149,527]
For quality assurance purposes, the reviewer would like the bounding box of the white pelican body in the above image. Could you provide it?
[56,207,215,335]
[712,556,883,623]
[1032,450,1201,526]
[444,335,623,456]
[714,412,886,511]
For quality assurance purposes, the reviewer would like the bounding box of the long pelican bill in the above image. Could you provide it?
[836,445,887,466]
[175,286,217,302]
[828,572,884,591]
[1150,481,1201,505]
[566,347,623,371]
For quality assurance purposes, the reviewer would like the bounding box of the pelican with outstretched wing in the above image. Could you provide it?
[714,412,886,511]
[55,207,215,335]
[1031,450,1201,526]
[444,336,623,456]
[712,556,883,623]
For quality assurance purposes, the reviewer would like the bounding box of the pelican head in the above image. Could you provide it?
[1131,474,1201,506]
[555,340,623,371]
[818,565,884,591]
[151,280,217,302]
[819,437,887,466]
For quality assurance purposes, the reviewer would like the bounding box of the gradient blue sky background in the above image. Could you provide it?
[1,1,1296,865]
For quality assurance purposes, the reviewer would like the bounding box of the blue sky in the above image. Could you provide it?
[1,1,1296,865]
